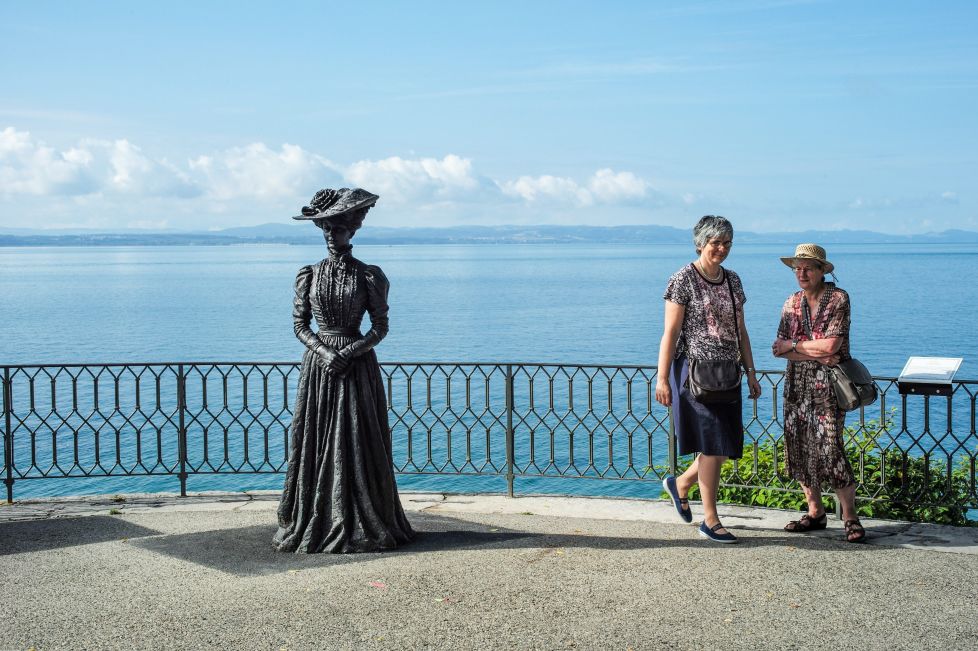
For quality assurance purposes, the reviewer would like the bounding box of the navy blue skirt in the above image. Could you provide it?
[669,354,744,458]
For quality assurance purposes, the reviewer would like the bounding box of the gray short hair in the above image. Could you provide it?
[693,215,734,253]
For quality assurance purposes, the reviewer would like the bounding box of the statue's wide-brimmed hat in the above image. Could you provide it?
[780,243,834,274]
[292,187,379,221]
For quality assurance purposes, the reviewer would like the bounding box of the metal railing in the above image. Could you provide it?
[2,362,977,518]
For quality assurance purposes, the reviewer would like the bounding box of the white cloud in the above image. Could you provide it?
[188,143,339,200]
[587,169,650,203]
[502,174,592,205]
[0,127,96,195]
[345,154,482,204]
[0,127,198,198]
[0,126,674,230]
[502,168,653,207]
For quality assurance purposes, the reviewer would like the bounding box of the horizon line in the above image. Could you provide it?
[2,223,977,237]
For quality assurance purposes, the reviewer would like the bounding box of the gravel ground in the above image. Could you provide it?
[2,504,977,650]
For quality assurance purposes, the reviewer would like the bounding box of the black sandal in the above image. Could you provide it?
[784,512,827,533]
[844,519,866,543]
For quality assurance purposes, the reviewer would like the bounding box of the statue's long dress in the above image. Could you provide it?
[273,250,414,553]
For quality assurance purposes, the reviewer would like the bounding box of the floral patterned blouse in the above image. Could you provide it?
[776,285,851,368]
[663,263,746,361]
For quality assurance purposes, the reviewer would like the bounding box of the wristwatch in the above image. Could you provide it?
[791,339,798,353]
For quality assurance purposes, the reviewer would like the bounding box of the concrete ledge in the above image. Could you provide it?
[3,490,977,555]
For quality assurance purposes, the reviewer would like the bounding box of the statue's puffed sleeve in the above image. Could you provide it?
[293,265,326,356]
[341,264,389,359]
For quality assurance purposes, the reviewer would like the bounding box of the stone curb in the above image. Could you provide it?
[2,490,977,555]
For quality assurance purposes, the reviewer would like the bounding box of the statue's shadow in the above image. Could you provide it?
[0,516,161,555]
[130,511,828,577]
[1,511,873,575]
[133,512,537,576]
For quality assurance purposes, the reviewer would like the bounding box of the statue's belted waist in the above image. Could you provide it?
[318,327,361,338]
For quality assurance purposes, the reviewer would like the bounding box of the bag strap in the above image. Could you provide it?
[800,293,813,339]
[726,272,741,362]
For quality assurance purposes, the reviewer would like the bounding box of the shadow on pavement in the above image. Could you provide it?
[0,516,162,555]
[130,511,866,576]
[132,513,534,577]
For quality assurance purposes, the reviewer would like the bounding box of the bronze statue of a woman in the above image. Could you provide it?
[273,187,414,553]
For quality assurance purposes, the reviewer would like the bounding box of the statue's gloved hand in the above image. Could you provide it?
[328,349,351,376]
[316,345,350,376]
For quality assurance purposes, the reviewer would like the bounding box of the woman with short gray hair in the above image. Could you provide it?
[657,215,762,543]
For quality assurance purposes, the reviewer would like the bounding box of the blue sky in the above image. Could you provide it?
[1,0,976,232]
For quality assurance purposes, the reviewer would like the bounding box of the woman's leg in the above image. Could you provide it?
[835,483,857,521]
[675,455,699,497]
[836,483,865,541]
[801,483,825,517]
[698,454,728,531]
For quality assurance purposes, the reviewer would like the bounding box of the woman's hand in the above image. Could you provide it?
[655,379,672,407]
[817,353,840,367]
[747,374,762,399]
[771,338,792,357]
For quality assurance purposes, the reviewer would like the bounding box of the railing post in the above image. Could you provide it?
[3,366,13,503]
[177,364,188,497]
[667,404,677,476]
[505,364,515,497]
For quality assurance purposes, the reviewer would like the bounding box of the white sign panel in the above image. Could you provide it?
[898,357,963,384]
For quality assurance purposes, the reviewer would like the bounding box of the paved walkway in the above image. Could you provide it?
[2,492,978,650]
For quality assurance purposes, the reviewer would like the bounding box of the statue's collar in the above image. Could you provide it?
[327,245,353,263]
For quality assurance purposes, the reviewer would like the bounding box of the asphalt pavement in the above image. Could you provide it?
[2,492,977,650]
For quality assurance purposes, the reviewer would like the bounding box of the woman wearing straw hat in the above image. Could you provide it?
[771,244,865,543]
[273,187,415,553]
[657,215,762,544]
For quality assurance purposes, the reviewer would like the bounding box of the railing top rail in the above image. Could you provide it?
[2,361,977,386]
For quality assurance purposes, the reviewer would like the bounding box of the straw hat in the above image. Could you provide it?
[780,243,834,274]
[293,187,379,221]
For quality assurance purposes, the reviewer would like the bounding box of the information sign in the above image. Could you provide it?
[897,356,963,396]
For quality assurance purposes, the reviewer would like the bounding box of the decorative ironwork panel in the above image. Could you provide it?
[2,362,976,518]
[181,363,298,475]
[4,364,181,479]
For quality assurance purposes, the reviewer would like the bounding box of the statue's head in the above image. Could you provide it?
[311,209,367,235]
[293,187,378,236]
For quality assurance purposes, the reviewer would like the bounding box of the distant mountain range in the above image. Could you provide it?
[2,223,978,246]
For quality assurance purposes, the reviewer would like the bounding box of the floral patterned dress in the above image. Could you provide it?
[777,285,855,489]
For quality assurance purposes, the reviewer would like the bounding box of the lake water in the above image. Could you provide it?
[2,242,977,500]
[3,242,976,374]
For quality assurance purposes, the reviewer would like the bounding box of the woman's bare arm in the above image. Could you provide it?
[655,301,685,406]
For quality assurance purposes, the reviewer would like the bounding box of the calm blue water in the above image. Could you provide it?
[3,242,976,374]
[2,243,977,500]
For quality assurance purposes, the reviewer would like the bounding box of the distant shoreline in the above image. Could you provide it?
[3,224,978,247]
